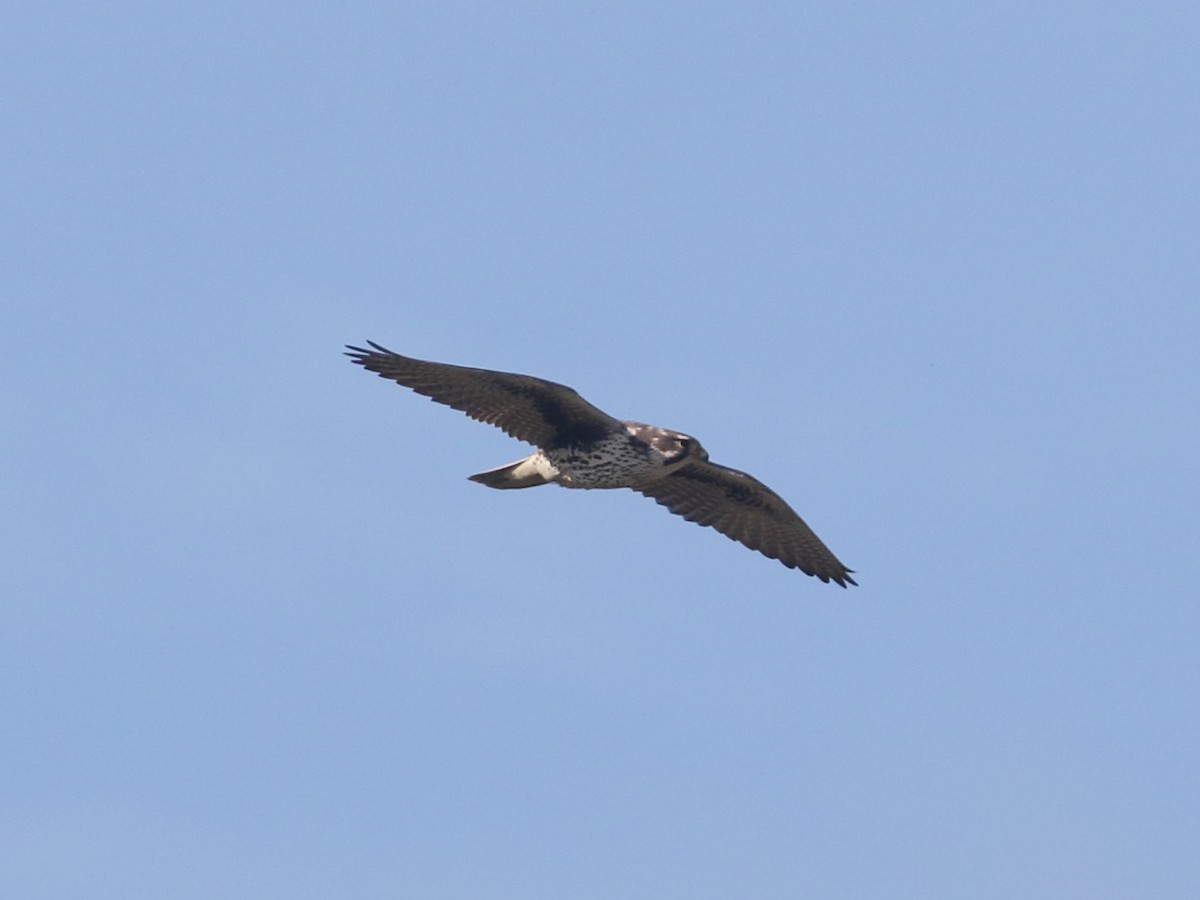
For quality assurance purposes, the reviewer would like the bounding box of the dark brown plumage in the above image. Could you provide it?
[347,341,856,587]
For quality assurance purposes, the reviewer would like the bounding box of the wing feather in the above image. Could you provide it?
[637,461,857,587]
[345,342,622,448]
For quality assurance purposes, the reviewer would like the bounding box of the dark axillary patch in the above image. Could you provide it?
[506,383,612,446]
[679,466,770,512]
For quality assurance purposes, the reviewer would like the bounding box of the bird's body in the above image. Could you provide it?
[474,423,694,490]
[346,341,857,587]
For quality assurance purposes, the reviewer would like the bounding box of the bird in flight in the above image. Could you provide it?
[346,342,856,587]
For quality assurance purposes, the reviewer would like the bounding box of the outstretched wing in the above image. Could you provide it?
[636,461,857,586]
[345,341,623,448]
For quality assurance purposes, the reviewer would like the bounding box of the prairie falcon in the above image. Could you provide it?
[346,342,856,587]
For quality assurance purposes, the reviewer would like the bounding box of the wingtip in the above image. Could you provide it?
[812,566,857,588]
[344,340,396,359]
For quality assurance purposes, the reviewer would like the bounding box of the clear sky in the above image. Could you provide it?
[4,2,1198,897]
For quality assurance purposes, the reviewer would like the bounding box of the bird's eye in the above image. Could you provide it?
[674,438,705,463]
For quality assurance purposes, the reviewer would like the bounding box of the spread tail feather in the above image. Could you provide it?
[468,454,554,489]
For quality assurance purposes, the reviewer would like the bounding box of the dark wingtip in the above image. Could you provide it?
[797,563,858,588]
[815,566,857,588]
[344,340,397,363]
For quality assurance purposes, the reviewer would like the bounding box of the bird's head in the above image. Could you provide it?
[624,422,709,465]
[672,434,709,464]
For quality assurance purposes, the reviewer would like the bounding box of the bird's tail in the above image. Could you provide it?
[468,454,554,489]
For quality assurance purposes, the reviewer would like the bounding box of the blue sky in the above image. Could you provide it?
[4,1,1198,897]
